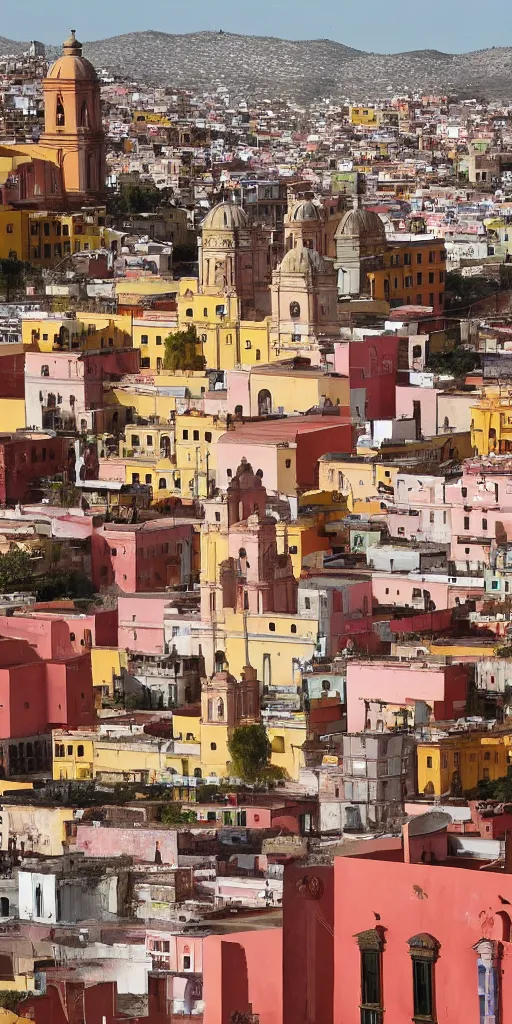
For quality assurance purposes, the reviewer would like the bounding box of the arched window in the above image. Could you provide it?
[258,389,272,416]
[408,933,440,1022]
[255,349,261,361]
[234,405,243,417]
[80,100,90,128]
[207,698,213,721]
[290,301,300,319]
[217,698,224,720]
[185,308,193,317]
[159,478,167,490]
[56,96,65,126]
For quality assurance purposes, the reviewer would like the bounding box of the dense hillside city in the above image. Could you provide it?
[0,22,511,1024]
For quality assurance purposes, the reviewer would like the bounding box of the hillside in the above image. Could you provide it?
[2,31,512,101]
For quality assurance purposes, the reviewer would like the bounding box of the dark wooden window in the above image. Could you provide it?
[356,928,384,1024]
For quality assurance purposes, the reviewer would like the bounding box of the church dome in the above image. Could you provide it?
[336,207,386,242]
[287,200,322,222]
[202,201,249,231]
[47,30,98,81]
[279,245,329,275]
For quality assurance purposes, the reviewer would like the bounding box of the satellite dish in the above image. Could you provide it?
[407,811,451,836]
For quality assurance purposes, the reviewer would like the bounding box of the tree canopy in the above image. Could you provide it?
[163,326,205,371]
[0,250,32,302]
[106,183,175,217]
[477,766,512,802]
[426,347,481,377]
[228,723,273,783]
[0,548,34,592]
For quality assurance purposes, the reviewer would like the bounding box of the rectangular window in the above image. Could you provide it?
[413,959,434,1019]
[361,950,381,1010]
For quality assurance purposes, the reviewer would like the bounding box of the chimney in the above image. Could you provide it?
[402,821,411,863]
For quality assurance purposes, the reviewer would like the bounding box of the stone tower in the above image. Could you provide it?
[199,200,271,316]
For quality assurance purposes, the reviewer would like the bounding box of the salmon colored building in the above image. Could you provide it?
[0,636,95,739]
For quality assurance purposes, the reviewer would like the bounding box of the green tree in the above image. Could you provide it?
[0,250,31,302]
[228,723,273,783]
[426,348,480,377]
[0,991,26,1011]
[35,570,95,602]
[160,802,198,825]
[0,548,34,591]
[476,765,512,801]
[163,326,205,371]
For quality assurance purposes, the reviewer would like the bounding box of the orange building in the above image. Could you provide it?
[0,30,105,210]
[368,237,447,314]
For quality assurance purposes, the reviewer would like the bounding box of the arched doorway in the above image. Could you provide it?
[258,389,272,416]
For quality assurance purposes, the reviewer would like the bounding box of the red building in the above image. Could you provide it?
[0,432,70,504]
[0,636,95,740]
[334,334,401,421]
[0,349,25,399]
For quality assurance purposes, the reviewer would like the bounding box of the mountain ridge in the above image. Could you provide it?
[1,31,512,101]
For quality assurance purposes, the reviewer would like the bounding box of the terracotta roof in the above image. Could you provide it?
[221,416,352,446]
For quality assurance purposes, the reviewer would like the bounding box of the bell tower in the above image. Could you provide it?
[41,30,105,205]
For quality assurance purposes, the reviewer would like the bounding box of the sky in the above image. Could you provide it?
[3,0,512,53]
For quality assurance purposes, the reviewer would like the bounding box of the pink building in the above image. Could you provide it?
[92,520,194,592]
[75,824,178,865]
[371,571,484,610]
[395,382,439,437]
[118,594,174,654]
[0,605,117,659]
[25,349,139,433]
[345,659,469,732]
[216,416,355,496]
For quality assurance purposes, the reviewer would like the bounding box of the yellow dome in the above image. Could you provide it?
[47,29,97,81]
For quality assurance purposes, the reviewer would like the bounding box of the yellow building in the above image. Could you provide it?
[174,410,226,498]
[349,106,381,127]
[0,207,107,265]
[91,647,129,698]
[318,453,399,511]
[52,731,95,780]
[177,278,272,370]
[248,363,350,417]
[22,311,133,352]
[0,804,74,856]
[417,732,512,797]
[471,388,512,455]
[104,370,210,428]
[132,316,176,372]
